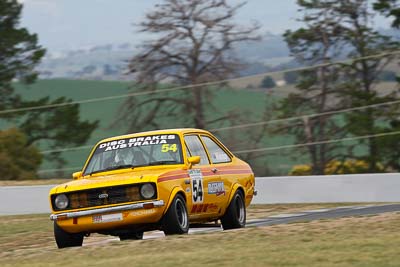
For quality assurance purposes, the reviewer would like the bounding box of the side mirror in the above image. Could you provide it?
[188,156,201,168]
[72,171,82,180]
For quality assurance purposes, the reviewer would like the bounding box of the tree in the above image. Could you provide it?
[274,0,347,175]
[283,70,299,84]
[373,0,400,171]
[120,0,260,131]
[0,128,42,180]
[374,0,400,28]
[19,97,99,168]
[260,76,276,89]
[338,0,399,172]
[0,0,45,118]
[274,0,399,174]
[0,0,98,172]
[376,119,400,170]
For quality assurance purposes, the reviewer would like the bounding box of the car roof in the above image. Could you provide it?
[98,128,211,143]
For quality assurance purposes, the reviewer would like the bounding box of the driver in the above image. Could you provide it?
[114,148,134,165]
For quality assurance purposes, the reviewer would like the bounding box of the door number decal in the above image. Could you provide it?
[189,169,203,203]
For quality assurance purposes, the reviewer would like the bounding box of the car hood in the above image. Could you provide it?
[50,166,187,194]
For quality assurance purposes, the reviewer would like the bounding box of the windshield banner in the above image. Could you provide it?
[96,134,178,152]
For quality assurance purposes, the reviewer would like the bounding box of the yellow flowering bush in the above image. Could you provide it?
[289,159,384,175]
[288,164,312,175]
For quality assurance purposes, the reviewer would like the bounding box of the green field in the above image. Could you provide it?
[11,79,299,177]
[10,78,396,177]
[1,205,399,267]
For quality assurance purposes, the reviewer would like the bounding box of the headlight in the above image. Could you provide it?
[54,194,69,210]
[140,183,155,199]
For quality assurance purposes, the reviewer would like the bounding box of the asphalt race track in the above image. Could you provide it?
[86,204,400,245]
[245,203,400,227]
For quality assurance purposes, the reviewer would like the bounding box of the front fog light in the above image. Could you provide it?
[140,184,155,199]
[54,194,69,209]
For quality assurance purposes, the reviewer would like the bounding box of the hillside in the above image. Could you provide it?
[37,32,291,80]
[13,79,288,177]
[12,77,397,177]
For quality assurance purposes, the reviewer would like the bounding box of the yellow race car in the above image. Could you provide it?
[49,128,255,248]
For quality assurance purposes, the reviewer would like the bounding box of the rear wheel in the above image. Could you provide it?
[221,190,246,230]
[162,194,189,235]
[119,232,144,241]
[54,222,84,248]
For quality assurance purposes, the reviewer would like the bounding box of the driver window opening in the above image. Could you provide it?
[184,135,209,165]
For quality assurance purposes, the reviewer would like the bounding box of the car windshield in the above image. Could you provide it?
[83,134,183,176]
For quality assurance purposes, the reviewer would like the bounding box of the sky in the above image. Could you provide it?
[18,0,392,52]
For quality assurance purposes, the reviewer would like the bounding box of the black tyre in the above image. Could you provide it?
[221,190,246,230]
[162,194,189,235]
[54,222,84,248]
[119,232,144,241]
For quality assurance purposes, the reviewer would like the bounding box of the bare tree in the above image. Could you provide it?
[120,0,259,131]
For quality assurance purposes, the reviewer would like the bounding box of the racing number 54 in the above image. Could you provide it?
[192,179,203,203]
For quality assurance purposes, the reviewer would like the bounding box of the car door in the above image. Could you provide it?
[199,135,233,208]
[184,135,220,218]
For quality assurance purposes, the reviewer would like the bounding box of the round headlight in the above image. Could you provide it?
[54,194,69,210]
[140,183,155,199]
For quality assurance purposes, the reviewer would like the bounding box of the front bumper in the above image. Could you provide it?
[50,200,165,221]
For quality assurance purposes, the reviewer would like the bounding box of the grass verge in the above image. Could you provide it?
[0,204,399,266]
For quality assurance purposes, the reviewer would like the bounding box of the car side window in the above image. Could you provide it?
[201,136,231,164]
[184,135,210,165]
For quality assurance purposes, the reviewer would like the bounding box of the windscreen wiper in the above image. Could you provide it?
[148,160,178,166]
[89,164,134,176]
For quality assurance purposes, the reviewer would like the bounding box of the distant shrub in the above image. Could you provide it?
[0,128,42,180]
[289,159,384,176]
[260,76,276,89]
[288,164,312,175]
[324,159,384,174]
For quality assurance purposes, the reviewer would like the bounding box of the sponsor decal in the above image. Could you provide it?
[208,182,225,196]
[130,209,156,216]
[92,213,123,223]
[93,215,102,223]
[189,169,203,203]
[190,203,218,213]
[208,203,219,212]
[97,135,177,152]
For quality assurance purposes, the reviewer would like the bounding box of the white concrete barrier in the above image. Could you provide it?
[0,185,53,215]
[253,173,400,204]
[0,173,399,215]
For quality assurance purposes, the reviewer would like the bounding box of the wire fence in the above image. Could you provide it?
[6,49,399,175]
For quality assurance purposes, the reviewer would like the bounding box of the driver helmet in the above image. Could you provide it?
[115,148,133,164]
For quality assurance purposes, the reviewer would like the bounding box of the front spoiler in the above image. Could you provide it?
[50,200,165,221]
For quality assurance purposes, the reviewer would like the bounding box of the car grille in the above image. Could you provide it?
[52,184,153,211]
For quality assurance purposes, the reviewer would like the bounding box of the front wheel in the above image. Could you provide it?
[221,190,246,230]
[162,194,189,235]
[54,222,84,248]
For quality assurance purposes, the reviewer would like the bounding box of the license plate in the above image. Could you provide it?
[92,213,123,223]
